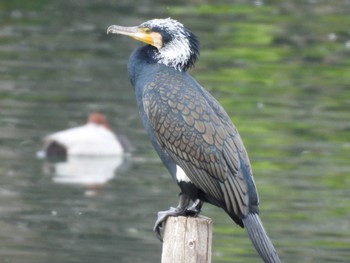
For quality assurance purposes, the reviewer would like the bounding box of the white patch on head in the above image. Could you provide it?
[155,38,192,71]
[141,18,193,71]
[176,165,192,183]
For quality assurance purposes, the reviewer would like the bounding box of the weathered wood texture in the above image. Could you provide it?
[161,216,213,263]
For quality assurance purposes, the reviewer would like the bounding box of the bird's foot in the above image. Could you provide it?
[153,199,203,240]
[184,206,201,217]
[153,206,187,241]
[185,199,203,217]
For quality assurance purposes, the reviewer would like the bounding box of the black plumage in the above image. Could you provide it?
[108,18,280,263]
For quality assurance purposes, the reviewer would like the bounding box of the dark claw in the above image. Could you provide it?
[153,223,163,241]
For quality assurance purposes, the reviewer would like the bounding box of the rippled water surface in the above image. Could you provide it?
[1,1,349,262]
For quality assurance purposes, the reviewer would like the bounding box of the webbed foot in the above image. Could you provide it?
[153,197,204,241]
[153,206,188,241]
[153,193,193,241]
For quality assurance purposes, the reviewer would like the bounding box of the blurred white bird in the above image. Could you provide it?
[39,113,130,160]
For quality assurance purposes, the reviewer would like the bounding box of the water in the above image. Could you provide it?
[1,1,349,262]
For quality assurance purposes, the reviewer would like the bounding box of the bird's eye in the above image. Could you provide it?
[143,28,151,34]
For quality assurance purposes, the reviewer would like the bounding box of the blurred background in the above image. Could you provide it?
[0,0,349,262]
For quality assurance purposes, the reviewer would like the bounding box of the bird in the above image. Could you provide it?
[107,18,281,262]
[40,113,130,161]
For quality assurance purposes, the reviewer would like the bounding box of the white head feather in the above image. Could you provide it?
[141,18,194,71]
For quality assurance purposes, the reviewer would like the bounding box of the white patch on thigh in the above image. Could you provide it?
[176,165,192,183]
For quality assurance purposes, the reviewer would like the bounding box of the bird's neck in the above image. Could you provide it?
[128,45,192,75]
[128,46,174,86]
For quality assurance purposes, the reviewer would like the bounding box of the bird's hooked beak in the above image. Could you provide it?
[107,25,163,50]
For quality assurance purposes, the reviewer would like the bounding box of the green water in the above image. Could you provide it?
[0,0,349,262]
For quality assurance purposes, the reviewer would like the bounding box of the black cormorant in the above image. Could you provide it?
[107,18,281,263]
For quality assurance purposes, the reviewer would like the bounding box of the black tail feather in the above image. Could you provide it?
[242,213,281,263]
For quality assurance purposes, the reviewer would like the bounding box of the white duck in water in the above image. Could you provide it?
[41,113,129,159]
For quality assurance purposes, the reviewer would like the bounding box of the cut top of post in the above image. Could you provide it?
[161,216,213,263]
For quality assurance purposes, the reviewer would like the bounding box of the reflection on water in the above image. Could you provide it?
[1,0,350,262]
[43,156,125,186]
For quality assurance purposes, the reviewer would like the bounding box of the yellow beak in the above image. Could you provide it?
[107,25,162,49]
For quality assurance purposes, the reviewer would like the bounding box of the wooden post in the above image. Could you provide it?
[161,216,213,263]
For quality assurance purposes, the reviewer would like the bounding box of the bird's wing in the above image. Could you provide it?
[143,72,256,217]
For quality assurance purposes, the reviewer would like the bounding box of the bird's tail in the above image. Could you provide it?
[242,213,281,263]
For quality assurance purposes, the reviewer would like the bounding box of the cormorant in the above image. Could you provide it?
[107,18,281,263]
